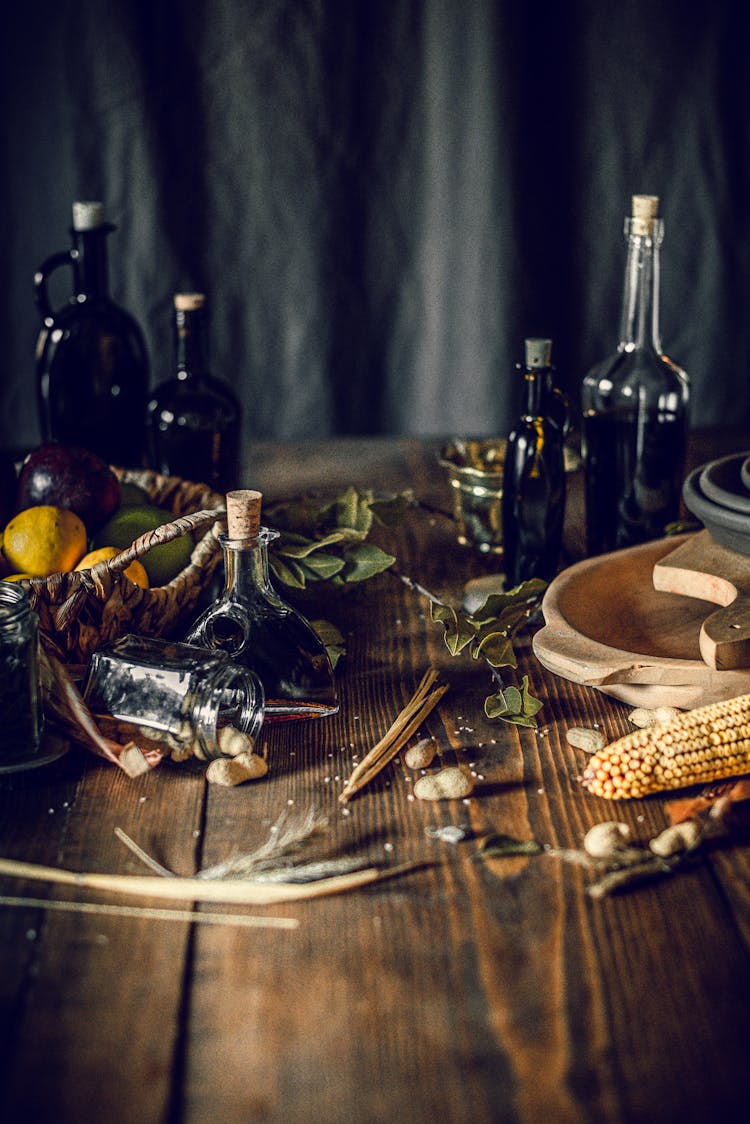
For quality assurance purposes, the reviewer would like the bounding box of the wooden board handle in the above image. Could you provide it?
[653,530,750,670]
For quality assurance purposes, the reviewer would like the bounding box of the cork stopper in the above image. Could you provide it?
[72,201,105,231]
[630,194,660,236]
[226,490,262,539]
[174,292,206,311]
[524,338,553,369]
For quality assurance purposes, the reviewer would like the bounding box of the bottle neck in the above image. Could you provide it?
[521,369,545,418]
[175,306,209,379]
[617,216,663,354]
[221,530,278,598]
[71,225,113,300]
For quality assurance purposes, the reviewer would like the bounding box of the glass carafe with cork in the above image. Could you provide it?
[581,194,690,555]
[185,489,339,722]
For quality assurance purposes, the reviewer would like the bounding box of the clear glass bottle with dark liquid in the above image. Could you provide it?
[185,490,338,723]
[581,195,689,555]
[35,201,150,467]
[146,293,241,492]
[502,338,567,585]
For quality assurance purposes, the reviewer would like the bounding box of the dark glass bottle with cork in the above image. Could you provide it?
[146,293,241,492]
[501,338,567,586]
[34,201,150,467]
[581,195,690,555]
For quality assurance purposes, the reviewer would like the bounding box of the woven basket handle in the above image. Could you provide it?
[100,507,226,576]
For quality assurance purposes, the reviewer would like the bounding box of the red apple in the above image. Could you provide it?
[16,442,121,533]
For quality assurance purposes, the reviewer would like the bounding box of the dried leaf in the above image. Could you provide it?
[309,619,347,670]
[265,488,407,591]
[429,601,476,655]
[484,675,543,726]
[474,832,543,859]
[340,542,396,583]
[269,554,308,589]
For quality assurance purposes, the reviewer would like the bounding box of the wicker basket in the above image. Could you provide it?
[21,467,227,666]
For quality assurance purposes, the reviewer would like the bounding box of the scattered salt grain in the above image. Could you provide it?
[26,929,37,941]
[384,842,394,852]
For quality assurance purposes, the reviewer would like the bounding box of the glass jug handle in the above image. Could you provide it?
[34,249,75,326]
[188,603,251,656]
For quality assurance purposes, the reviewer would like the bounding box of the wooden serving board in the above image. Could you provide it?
[653,529,750,670]
[533,533,750,709]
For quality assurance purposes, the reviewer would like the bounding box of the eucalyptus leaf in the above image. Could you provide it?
[429,601,477,655]
[472,630,517,668]
[335,486,374,535]
[277,529,352,558]
[485,674,543,726]
[469,579,547,623]
[501,685,523,713]
[341,543,396,583]
[297,553,347,581]
[268,555,308,589]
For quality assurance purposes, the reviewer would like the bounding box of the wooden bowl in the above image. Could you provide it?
[533,534,750,708]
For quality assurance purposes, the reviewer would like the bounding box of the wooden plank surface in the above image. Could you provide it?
[1,435,750,1123]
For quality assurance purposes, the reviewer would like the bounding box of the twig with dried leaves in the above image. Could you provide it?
[339,668,449,803]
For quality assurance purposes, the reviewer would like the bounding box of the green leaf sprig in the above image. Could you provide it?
[398,574,547,727]
[264,487,410,591]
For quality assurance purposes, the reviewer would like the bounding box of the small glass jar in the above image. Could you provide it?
[83,634,265,761]
[0,580,44,771]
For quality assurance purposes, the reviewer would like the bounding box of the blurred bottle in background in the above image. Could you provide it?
[35,201,150,467]
[146,293,241,491]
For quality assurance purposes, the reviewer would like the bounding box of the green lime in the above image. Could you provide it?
[118,481,152,507]
[93,504,193,586]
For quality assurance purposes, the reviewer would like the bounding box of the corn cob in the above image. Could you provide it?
[582,692,750,799]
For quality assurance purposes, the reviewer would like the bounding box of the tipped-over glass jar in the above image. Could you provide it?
[185,490,339,722]
[83,634,265,761]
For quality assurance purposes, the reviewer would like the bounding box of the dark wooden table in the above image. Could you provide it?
[2,434,750,1124]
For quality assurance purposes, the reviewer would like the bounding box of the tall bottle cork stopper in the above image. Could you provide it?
[631,194,660,235]
[524,338,553,369]
[226,490,262,539]
[174,292,206,311]
[72,201,105,231]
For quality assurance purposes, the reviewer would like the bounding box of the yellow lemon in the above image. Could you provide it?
[75,546,150,589]
[3,505,88,577]
[93,504,193,586]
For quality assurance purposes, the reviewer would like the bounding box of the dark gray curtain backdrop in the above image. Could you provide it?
[1,0,748,456]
